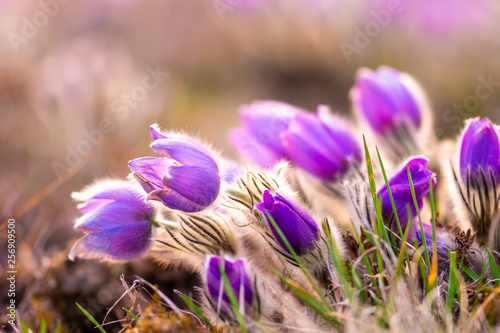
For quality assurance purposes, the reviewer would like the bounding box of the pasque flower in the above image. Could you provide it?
[351,66,422,137]
[255,190,319,255]
[282,106,362,182]
[205,255,254,316]
[229,100,303,168]
[378,158,436,230]
[69,180,154,260]
[129,125,221,213]
[459,117,500,188]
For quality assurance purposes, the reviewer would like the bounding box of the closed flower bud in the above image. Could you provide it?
[255,190,319,255]
[378,158,436,229]
[282,106,362,182]
[229,100,303,168]
[205,255,254,317]
[459,117,500,188]
[351,66,422,137]
[129,124,221,213]
[69,180,154,260]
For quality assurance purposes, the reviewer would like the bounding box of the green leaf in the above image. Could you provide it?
[446,252,459,313]
[76,303,107,333]
[40,318,47,333]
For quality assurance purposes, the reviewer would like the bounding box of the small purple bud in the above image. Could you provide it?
[282,107,362,182]
[378,158,436,230]
[411,222,454,261]
[255,190,319,255]
[459,117,500,188]
[351,67,422,136]
[69,180,154,260]
[129,125,221,213]
[205,256,254,316]
[229,100,304,168]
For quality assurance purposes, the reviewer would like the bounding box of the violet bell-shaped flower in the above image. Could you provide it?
[378,157,436,230]
[255,190,319,255]
[69,180,155,260]
[205,255,254,316]
[282,106,362,182]
[351,66,422,137]
[459,117,500,188]
[229,100,304,168]
[128,125,221,213]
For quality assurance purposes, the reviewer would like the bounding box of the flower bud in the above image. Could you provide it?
[255,190,319,255]
[351,66,422,137]
[282,107,362,182]
[229,100,303,168]
[69,180,154,260]
[205,255,254,317]
[128,125,221,213]
[378,158,436,229]
[459,117,500,188]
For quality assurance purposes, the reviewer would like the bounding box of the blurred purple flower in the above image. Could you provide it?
[205,255,254,316]
[129,125,220,213]
[229,100,304,168]
[411,222,454,261]
[351,67,421,137]
[460,118,500,188]
[69,180,154,260]
[282,107,362,182]
[378,157,436,229]
[255,190,319,255]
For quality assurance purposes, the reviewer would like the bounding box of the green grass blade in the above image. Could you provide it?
[40,318,47,333]
[179,294,213,328]
[55,320,62,333]
[76,303,107,333]
[406,164,431,269]
[428,174,438,290]
[446,252,459,313]
[265,212,333,312]
[218,260,248,333]
[122,307,140,322]
[487,249,500,286]
[278,274,340,327]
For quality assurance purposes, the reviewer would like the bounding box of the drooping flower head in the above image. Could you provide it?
[129,125,221,213]
[255,190,319,255]
[69,180,154,260]
[229,100,304,168]
[378,157,436,230]
[351,66,422,137]
[459,117,500,188]
[205,255,254,317]
[282,106,362,182]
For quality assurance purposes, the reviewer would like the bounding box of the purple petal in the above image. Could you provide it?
[74,201,152,232]
[151,139,218,173]
[146,166,220,212]
[128,157,176,192]
[460,118,500,186]
[149,124,168,140]
[239,100,302,157]
[353,67,421,135]
[283,131,344,182]
[70,221,152,260]
[229,128,284,168]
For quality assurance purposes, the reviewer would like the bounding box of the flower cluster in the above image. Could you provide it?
[68,66,498,329]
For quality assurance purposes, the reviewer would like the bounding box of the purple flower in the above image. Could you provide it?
[205,256,254,316]
[255,190,319,255]
[378,158,436,230]
[69,180,154,260]
[411,222,454,261]
[282,107,362,182]
[129,125,221,213]
[459,118,500,188]
[229,100,303,168]
[351,67,421,136]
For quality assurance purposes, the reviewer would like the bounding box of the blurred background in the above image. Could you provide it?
[1,0,500,331]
